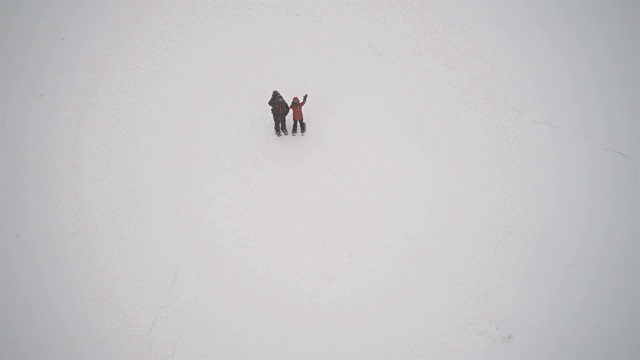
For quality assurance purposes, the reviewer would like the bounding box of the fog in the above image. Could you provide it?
[1,1,638,358]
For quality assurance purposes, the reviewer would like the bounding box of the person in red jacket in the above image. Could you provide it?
[290,94,308,136]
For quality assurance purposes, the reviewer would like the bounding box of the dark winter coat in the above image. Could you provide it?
[268,94,279,109]
[270,97,289,117]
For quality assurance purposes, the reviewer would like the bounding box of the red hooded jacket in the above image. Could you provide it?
[289,97,306,121]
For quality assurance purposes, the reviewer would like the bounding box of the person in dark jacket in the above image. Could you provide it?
[268,90,289,136]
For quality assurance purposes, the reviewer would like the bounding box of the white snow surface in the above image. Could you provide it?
[1,1,638,358]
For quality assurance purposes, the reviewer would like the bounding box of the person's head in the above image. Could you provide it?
[272,90,280,97]
[277,96,284,102]
[292,97,300,104]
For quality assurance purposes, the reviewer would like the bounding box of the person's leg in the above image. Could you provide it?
[281,117,288,135]
[273,116,280,135]
[300,119,306,133]
[292,120,298,134]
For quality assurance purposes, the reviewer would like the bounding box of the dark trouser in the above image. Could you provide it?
[273,115,287,134]
[293,119,306,133]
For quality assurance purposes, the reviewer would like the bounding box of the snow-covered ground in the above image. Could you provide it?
[1,1,638,358]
